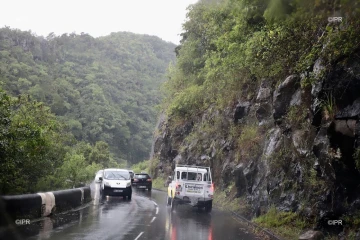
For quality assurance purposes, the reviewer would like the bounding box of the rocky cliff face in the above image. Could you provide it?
[151,52,360,233]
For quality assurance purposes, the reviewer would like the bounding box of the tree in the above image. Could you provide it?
[0,92,71,194]
[89,141,110,167]
[0,28,176,165]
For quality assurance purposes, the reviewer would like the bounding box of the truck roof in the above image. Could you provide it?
[175,167,208,173]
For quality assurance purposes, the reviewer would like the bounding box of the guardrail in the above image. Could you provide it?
[0,186,92,227]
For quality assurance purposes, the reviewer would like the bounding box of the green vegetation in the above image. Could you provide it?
[151,178,167,191]
[163,0,360,122]
[253,206,307,240]
[268,147,292,171]
[0,90,114,194]
[343,210,360,230]
[158,1,360,239]
[286,105,308,129]
[320,93,337,121]
[237,124,263,163]
[149,157,160,176]
[131,159,150,174]
[0,28,176,165]
[213,184,252,216]
[307,168,326,190]
[0,91,67,194]
[0,29,175,194]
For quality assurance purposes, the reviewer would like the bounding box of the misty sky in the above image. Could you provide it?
[0,0,199,44]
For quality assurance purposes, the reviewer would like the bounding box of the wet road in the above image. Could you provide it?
[4,185,260,240]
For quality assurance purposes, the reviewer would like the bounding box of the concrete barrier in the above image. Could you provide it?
[0,186,92,226]
[52,188,82,213]
[37,192,55,216]
[82,186,91,202]
[0,194,42,225]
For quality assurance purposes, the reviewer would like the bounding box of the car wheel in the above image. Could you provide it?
[128,194,132,201]
[101,188,106,197]
[205,202,212,212]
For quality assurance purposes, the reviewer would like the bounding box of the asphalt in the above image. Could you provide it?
[1,184,261,240]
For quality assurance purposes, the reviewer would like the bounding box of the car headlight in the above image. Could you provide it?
[104,181,111,186]
[126,182,131,187]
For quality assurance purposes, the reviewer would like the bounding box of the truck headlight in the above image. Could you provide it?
[104,181,111,186]
[126,182,131,187]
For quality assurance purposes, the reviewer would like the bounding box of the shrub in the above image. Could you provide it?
[167,85,205,118]
[235,124,263,163]
[254,205,307,240]
[131,160,150,174]
[286,105,308,129]
[320,93,337,121]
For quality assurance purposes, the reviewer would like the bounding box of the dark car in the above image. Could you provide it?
[133,173,152,190]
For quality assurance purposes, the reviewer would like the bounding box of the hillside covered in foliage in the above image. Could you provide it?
[152,0,360,239]
[0,29,176,194]
[0,28,176,165]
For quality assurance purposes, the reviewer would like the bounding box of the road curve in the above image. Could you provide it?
[3,184,260,240]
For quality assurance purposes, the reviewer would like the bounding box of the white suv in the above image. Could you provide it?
[167,165,214,212]
[99,168,132,200]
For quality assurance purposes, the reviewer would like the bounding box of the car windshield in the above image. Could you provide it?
[135,174,149,179]
[104,171,129,180]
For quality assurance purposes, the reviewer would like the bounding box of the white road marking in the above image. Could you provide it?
[150,217,156,223]
[134,232,144,240]
[156,207,159,215]
[152,201,158,206]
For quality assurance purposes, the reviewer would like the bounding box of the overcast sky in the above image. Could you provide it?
[0,0,199,44]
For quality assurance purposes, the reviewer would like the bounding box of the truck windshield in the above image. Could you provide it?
[181,172,202,181]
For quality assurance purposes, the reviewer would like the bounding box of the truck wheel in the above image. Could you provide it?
[128,194,132,200]
[166,195,171,206]
[205,202,212,212]
[171,197,176,211]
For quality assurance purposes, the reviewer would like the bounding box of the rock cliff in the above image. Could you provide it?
[151,52,360,235]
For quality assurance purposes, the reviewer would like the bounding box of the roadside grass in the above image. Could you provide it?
[253,206,307,240]
[321,93,337,121]
[213,185,251,216]
[152,177,167,191]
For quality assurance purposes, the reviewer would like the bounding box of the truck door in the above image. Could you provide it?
[184,172,205,198]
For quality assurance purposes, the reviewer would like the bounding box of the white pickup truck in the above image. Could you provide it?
[167,164,214,212]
